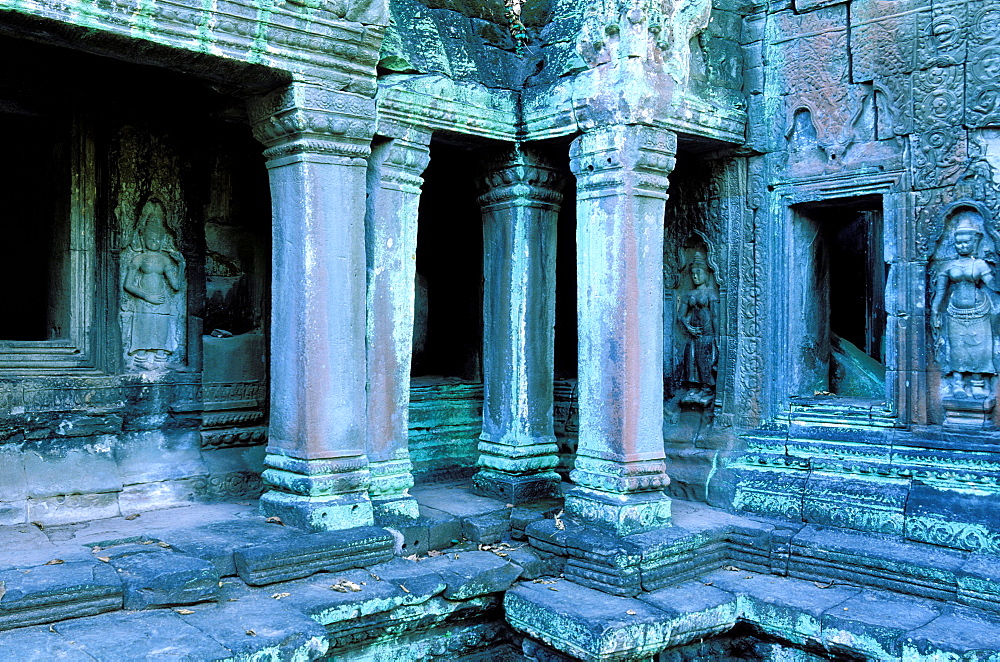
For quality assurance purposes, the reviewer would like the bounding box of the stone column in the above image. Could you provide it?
[249,83,375,531]
[565,125,676,536]
[364,127,431,522]
[473,147,565,504]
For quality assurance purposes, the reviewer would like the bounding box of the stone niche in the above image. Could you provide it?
[0,34,272,526]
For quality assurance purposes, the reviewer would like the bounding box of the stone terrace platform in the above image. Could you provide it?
[1,484,999,660]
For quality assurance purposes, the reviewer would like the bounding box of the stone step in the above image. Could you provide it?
[505,571,1000,661]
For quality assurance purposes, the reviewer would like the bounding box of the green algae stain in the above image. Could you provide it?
[250,0,276,65]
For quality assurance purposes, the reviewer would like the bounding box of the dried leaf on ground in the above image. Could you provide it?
[44,559,64,565]
[548,587,559,591]
[97,557,111,563]
[814,580,835,589]
[532,579,559,584]
[125,513,141,521]
[330,579,362,593]
[175,609,195,615]
[157,542,171,548]
[626,610,637,615]
[246,630,256,636]
[723,565,739,571]
[91,546,101,553]
[399,584,410,593]
[554,510,566,531]
[270,592,290,600]
[369,572,382,581]
[404,554,419,561]
[265,516,284,525]
[427,550,444,557]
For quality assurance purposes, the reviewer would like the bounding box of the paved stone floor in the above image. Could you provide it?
[3,484,1000,660]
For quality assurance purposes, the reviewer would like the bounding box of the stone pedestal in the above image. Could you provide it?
[473,147,565,504]
[564,125,676,536]
[249,83,375,531]
[365,127,432,522]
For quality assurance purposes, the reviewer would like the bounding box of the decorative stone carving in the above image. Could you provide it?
[121,199,185,370]
[678,248,719,408]
[930,206,1000,424]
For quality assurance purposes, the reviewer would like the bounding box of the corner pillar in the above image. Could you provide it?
[249,84,375,531]
[473,146,565,504]
[565,125,676,536]
[364,127,432,522]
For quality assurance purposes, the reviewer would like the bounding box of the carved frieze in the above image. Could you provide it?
[966,3,1000,128]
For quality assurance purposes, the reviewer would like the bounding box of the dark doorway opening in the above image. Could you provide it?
[0,113,69,340]
[794,196,886,398]
[410,140,483,380]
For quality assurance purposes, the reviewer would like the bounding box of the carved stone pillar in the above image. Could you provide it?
[365,127,431,522]
[565,125,676,536]
[473,147,565,504]
[249,83,375,531]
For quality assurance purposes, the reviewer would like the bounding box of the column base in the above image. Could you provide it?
[371,495,420,523]
[564,487,672,536]
[368,459,419,523]
[472,469,562,504]
[259,491,374,532]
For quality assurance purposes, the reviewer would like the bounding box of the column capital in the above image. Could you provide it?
[569,125,677,199]
[375,133,432,194]
[477,146,565,209]
[248,83,376,163]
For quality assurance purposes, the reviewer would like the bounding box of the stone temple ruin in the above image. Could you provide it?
[1,0,1000,658]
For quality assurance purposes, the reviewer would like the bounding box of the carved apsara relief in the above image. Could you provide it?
[929,205,1000,418]
[121,198,186,370]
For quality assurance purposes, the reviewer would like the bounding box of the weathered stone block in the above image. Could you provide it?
[525,517,573,556]
[27,492,121,527]
[802,472,909,536]
[462,509,510,543]
[277,567,444,627]
[419,505,462,550]
[183,599,329,660]
[0,445,27,502]
[433,551,522,600]
[165,519,301,577]
[117,477,203,513]
[114,430,205,487]
[23,441,122,499]
[0,562,122,631]
[505,580,672,660]
[901,607,1000,660]
[705,569,861,646]
[233,526,394,585]
[638,581,739,646]
[820,589,940,659]
[904,482,1000,555]
[110,552,219,610]
[0,500,27,526]
[54,610,233,660]
[0,626,94,661]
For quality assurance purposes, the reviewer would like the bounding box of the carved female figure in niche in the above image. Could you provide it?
[679,251,719,407]
[931,210,999,399]
[123,199,185,369]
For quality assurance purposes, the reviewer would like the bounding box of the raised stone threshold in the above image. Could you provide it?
[506,571,1000,661]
